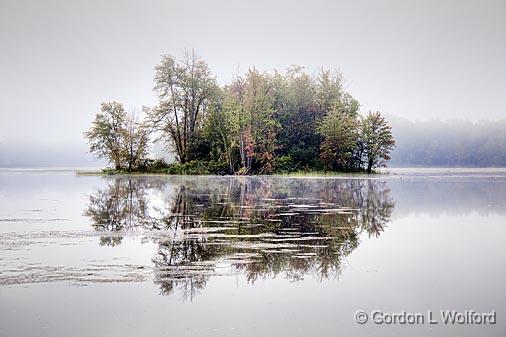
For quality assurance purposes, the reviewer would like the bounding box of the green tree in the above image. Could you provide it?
[273,67,320,170]
[122,112,151,171]
[316,68,343,113]
[84,102,128,170]
[360,111,396,173]
[84,102,150,171]
[201,90,237,173]
[227,76,253,174]
[317,109,359,171]
[150,50,218,164]
[244,69,278,174]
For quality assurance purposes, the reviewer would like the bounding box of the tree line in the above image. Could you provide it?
[84,50,395,174]
[389,116,506,167]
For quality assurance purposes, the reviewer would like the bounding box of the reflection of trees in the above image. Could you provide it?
[98,235,123,247]
[83,177,168,245]
[359,180,394,237]
[84,176,395,297]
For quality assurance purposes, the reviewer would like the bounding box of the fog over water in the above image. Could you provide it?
[1,0,505,167]
[1,170,505,336]
[2,3,505,336]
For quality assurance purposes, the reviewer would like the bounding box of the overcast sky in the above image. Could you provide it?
[0,0,505,165]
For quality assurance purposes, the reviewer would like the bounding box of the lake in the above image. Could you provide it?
[0,169,505,336]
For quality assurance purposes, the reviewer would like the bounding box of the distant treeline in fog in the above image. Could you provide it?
[389,116,506,167]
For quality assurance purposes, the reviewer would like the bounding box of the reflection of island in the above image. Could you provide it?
[84,177,394,299]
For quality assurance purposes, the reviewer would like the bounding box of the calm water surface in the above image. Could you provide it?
[0,169,505,336]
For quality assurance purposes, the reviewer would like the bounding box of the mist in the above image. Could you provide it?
[1,0,505,168]
[388,116,506,167]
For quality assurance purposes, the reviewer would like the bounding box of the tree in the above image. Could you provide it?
[224,70,278,174]
[227,76,254,174]
[273,67,321,169]
[317,109,359,171]
[202,90,238,174]
[122,112,151,171]
[84,53,397,174]
[316,68,343,113]
[84,102,127,170]
[244,69,278,174]
[150,50,218,164]
[360,111,395,173]
[84,102,150,171]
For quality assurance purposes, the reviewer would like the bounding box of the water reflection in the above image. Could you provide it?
[84,177,395,298]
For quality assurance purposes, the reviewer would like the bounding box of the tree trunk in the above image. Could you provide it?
[366,158,373,174]
[239,135,246,170]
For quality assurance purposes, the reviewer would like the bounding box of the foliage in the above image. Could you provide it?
[317,109,395,173]
[147,158,171,171]
[123,112,150,171]
[244,69,279,174]
[149,50,218,164]
[317,110,359,171]
[85,53,396,174]
[273,67,321,170]
[360,111,396,173]
[84,102,126,170]
[165,160,210,175]
[273,155,296,173]
[84,102,150,171]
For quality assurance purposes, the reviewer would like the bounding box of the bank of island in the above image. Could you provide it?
[83,51,395,176]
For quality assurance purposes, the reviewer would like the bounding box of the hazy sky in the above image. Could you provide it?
[0,0,505,164]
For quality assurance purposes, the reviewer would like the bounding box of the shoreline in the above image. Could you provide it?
[75,169,382,177]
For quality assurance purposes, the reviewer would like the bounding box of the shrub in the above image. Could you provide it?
[207,160,232,175]
[166,160,210,175]
[145,158,170,172]
[273,155,296,173]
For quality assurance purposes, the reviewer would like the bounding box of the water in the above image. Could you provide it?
[0,169,505,336]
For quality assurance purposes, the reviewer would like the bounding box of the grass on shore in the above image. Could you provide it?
[76,168,378,177]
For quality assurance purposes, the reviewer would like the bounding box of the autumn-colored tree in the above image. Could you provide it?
[223,70,278,174]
